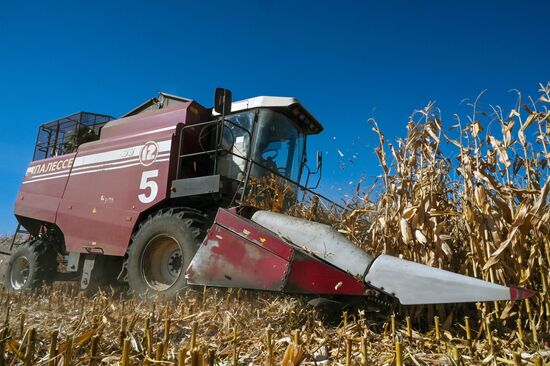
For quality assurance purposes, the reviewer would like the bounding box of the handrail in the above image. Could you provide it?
[244,160,346,211]
[176,118,345,212]
[176,118,252,178]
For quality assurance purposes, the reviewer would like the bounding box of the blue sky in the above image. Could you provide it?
[0,0,548,234]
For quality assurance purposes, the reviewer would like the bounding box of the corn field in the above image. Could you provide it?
[250,83,550,324]
[343,82,550,331]
[0,83,549,365]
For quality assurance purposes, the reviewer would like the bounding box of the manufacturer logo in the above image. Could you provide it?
[139,141,159,166]
[27,157,75,176]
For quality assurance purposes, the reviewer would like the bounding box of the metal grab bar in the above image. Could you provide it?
[176,118,252,179]
[175,118,345,212]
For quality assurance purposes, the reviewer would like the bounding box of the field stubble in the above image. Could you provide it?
[0,285,547,366]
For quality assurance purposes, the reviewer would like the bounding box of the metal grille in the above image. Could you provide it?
[33,112,114,160]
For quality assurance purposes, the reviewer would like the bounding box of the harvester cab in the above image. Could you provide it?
[173,88,323,210]
[6,88,534,307]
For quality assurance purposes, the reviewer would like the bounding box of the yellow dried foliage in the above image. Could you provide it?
[244,83,550,331]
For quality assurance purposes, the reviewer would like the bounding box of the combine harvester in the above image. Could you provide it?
[6,89,534,305]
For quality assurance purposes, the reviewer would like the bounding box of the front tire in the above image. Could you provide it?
[126,208,206,297]
[5,240,57,290]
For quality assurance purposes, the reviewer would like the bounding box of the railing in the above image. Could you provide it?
[175,118,345,213]
[176,118,252,180]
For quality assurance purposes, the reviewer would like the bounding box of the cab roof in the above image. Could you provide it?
[213,96,324,135]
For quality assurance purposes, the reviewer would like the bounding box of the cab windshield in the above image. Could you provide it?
[251,109,305,182]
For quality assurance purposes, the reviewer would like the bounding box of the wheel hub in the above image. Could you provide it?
[141,235,183,291]
[10,256,30,290]
[168,251,182,277]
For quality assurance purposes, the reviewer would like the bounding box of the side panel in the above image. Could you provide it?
[215,209,293,261]
[187,225,289,290]
[285,252,367,295]
[187,209,370,296]
[55,132,175,256]
[14,154,77,224]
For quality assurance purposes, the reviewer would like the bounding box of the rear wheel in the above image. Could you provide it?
[4,240,57,290]
[126,208,206,297]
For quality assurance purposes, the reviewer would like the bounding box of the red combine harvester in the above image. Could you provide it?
[6,89,533,305]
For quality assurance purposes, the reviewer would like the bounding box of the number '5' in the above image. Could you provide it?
[138,170,159,204]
